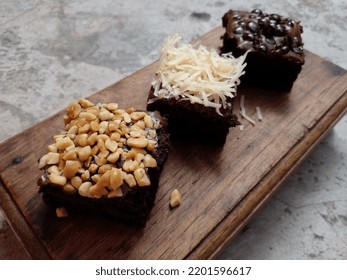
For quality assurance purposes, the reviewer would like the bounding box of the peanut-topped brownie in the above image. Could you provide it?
[221,9,305,90]
[38,98,170,226]
[147,35,247,145]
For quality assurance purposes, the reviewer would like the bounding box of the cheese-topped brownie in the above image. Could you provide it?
[221,9,305,90]
[147,35,247,145]
[38,98,170,226]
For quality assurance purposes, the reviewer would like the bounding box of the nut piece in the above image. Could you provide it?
[123,173,137,188]
[133,168,151,187]
[170,189,181,208]
[144,154,157,168]
[122,159,139,172]
[78,182,92,197]
[123,112,132,123]
[47,165,60,174]
[38,152,60,169]
[66,102,81,119]
[127,136,148,148]
[71,176,83,188]
[75,133,89,147]
[89,184,108,198]
[78,98,94,108]
[105,103,118,111]
[56,137,74,150]
[48,144,58,153]
[107,188,123,198]
[48,173,67,186]
[46,152,60,165]
[130,111,146,121]
[77,146,91,161]
[105,138,118,153]
[62,149,77,161]
[109,168,123,190]
[99,109,112,121]
[144,115,154,128]
[63,160,82,179]
[63,184,75,194]
[38,154,49,169]
[56,207,69,218]
[106,152,120,163]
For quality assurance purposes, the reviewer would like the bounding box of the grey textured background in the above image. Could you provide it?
[0,0,346,259]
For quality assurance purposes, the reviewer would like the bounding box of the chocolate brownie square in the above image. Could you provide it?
[221,9,305,90]
[38,98,170,226]
[147,35,246,145]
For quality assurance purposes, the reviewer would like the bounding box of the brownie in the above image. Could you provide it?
[38,98,170,226]
[221,9,305,90]
[147,35,245,145]
[147,88,239,145]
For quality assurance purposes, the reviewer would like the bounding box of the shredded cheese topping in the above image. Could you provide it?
[239,95,256,126]
[151,34,248,115]
[256,106,263,121]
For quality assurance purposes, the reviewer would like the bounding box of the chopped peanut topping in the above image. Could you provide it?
[134,168,151,187]
[170,189,181,208]
[127,137,148,148]
[39,99,162,199]
[56,207,69,218]
[66,102,81,119]
[48,173,67,186]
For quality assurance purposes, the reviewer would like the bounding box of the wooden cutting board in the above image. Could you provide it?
[0,26,346,260]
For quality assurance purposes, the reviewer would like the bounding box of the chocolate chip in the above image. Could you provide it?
[237,20,246,28]
[269,14,281,23]
[249,14,258,19]
[242,31,254,41]
[280,45,290,54]
[248,21,258,32]
[265,37,276,45]
[292,36,301,47]
[275,42,283,49]
[233,14,242,21]
[263,22,276,37]
[288,20,296,27]
[275,45,290,55]
[274,24,286,36]
[234,26,244,35]
[258,44,267,52]
[255,44,267,53]
[251,9,263,15]
[260,17,270,28]
[293,46,304,54]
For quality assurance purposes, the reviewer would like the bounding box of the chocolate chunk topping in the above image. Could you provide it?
[265,37,276,45]
[242,31,254,41]
[223,9,304,60]
[269,14,281,23]
[251,9,263,15]
[274,24,286,36]
[234,26,244,35]
[248,21,258,32]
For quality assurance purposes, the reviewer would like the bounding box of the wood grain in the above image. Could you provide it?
[0,27,346,259]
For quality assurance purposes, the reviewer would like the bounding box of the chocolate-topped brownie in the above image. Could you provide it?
[221,9,305,90]
[38,98,170,226]
[147,35,246,145]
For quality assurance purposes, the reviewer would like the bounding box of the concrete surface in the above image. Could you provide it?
[0,0,346,259]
